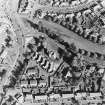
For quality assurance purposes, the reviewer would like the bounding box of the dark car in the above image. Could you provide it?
[14,93,22,99]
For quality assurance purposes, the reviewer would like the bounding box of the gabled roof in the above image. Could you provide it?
[50,94,60,99]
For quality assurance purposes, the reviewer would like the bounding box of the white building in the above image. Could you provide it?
[30,80,37,87]
[98,68,104,74]
[50,94,60,102]
[62,94,74,99]
[83,9,91,15]
[20,80,28,88]
[101,0,105,8]
[60,2,69,7]
[62,94,74,102]
[38,80,47,87]
[35,95,47,102]
[80,0,87,3]
[94,5,102,12]
[89,92,102,98]
[71,0,80,6]
[102,73,105,81]
[25,94,33,102]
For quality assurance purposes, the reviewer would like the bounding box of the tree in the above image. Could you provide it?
[27,43,34,53]
[0,69,6,77]
[12,60,25,80]
[7,95,14,102]
[8,76,17,87]
[0,45,5,56]
[2,102,7,105]
[4,36,12,47]
[57,47,64,59]
[17,60,24,68]
[69,43,77,53]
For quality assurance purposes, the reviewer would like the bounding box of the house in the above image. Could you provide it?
[47,62,53,73]
[81,93,87,97]
[100,9,105,17]
[43,60,50,70]
[65,71,72,78]
[102,37,105,43]
[54,1,60,7]
[60,2,69,7]
[38,79,47,87]
[25,94,33,102]
[29,79,37,87]
[22,88,31,93]
[26,0,34,10]
[94,5,102,12]
[101,0,105,8]
[89,92,102,100]
[80,0,87,3]
[40,87,47,94]
[85,28,92,36]
[65,13,75,24]
[27,69,39,77]
[20,80,28,88]
[54,86,59,93]
[98,68,104,74]
[21,75,27,80]
[87,0,94,3]
[89,92,102,98]
[76,12,82,24]
[89,66,95,72]
[32,88,39,95]
[62,94,74,102]
[62,94,74,99]
[49,93,60,102]
[59,86,71,93]
[40,57,47,67]
[36,54,43,63]
[75,93,83,99]
[71,0,80,6]
[33,52,39,60]
[35,95,48,102]
[48,50,59,60]
[83,9,92,15]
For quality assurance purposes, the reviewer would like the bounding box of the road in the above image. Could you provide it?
[31,0,98,14]
[0,0,25,104]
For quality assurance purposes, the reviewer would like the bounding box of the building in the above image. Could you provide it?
[101,0,105,8]
[38,79,47,87]
[80,0,87,3]
[20,80,28,88]
[35,95,48,103]
[25,94,33,102]
[32,88,40,95]
[71,0,80,6]
[39,87,47,94]
[89,92,102,98]
[62,94,74,102]
[60,2,69,7]
[94,5,102,13]
[21,75,27,80]
[47,62,53,73]
[27,68,39,77]
[29,79,37,88]
[49,93,60,102]
[22,87,31,94]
